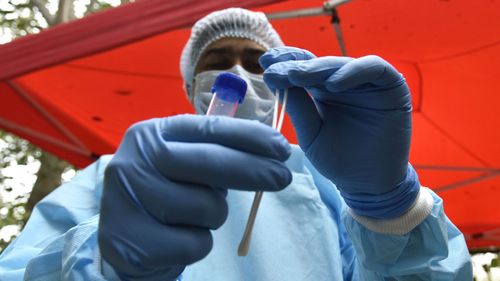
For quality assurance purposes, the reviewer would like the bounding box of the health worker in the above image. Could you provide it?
[0,7,472,281]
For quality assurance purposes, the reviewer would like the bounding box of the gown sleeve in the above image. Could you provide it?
[305,159,473,280]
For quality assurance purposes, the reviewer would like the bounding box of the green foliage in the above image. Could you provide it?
[0,130,40,252]
[472,252,500,280]
[0,0,47,39]
[85,0,114,16]
[0,130,41,184]
[492,257,499,268]
[0,197,29,252]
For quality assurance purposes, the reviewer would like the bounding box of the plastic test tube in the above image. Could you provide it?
[206,72,247,117]
[207,72,267,257]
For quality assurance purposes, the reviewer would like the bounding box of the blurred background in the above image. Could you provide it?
[0,0,498,279]
[0,0,121,249]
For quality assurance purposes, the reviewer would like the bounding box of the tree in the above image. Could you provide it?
[0,0,123,253]
[0,131,41,252]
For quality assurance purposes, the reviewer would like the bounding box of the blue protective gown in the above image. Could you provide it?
[0,145,472,280]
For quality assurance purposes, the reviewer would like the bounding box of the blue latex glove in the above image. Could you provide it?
[260,47,420,219]
[98,115,292,280]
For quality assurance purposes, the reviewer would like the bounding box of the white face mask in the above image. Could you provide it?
[192,65,275,125]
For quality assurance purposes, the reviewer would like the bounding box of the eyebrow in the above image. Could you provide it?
[202,47,235,57]
[243,47,266,56]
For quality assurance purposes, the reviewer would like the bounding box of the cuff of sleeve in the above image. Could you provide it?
[346,187,434,235]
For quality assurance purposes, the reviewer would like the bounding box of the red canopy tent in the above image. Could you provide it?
[0,0,499,250]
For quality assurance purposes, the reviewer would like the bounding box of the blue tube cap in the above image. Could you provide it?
[211,72,247,104]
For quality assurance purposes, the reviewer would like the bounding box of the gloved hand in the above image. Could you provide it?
[260,47,420,219]
[98,115,292,280]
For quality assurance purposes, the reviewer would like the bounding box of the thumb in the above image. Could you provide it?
[281,87,321,149]
[260,47,321,148]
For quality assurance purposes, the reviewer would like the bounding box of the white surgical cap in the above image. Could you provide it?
[180,8,284,98]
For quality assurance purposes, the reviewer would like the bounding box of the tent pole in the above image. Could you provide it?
[414,165,500,172]
[266,0,351,20]
[7,80,91,154]
[434,171,500,192]
[266,1,349,56]
[330,8,348,56]
[0,117,91,156]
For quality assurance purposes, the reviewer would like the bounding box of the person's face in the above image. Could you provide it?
[192,37,267,101]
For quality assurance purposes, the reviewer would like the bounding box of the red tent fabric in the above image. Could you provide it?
[1,0,499,250]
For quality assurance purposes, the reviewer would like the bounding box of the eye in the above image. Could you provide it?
[205,62,234,70]
[243,62,264,74]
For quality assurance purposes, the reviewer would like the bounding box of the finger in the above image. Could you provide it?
[133,174,228,229]
[262,61,297,89]
[158,115,291,162]
[263,56,353,90]
[260,48,317,89]
[281,87,322,148]
[287,56,354,87]
[259,47,321,148]
[325,55,403,92]
[259,46,316,69]
[152,142,292,191]
[99,197,214,272]
[105,158,228,229]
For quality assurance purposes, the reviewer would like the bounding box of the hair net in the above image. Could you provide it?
[180,8,284,98]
